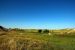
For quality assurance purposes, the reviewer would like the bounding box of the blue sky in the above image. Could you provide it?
[0,0,75,29]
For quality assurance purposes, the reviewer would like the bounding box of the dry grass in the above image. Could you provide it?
[0,30,75,50]
[0,31,54,50]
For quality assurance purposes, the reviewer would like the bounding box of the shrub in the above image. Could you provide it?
[43,29,49,33]
[38,29,42,33]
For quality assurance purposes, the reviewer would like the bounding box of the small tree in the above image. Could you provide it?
[38,29,42,33]
[43,29,49,33]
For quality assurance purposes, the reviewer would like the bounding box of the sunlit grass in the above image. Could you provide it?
[0,31,75,50]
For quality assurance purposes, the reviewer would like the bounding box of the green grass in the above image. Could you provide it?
[0,31,75,50]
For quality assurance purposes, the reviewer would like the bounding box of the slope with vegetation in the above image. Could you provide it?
[0,26,75,50]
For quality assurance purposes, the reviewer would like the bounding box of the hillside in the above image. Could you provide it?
[0,26,75,50]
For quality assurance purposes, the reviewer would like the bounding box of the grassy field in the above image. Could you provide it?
[0,29,75,50]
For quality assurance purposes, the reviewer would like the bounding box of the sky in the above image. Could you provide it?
[0,0,75,29]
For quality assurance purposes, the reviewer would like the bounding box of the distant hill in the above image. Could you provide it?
[0,26,8,31]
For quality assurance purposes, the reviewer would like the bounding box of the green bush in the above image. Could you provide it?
[43,29,49,33]
[38,29,42,33]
